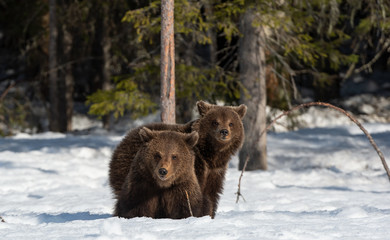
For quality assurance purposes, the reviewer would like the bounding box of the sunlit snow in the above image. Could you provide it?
[1,115,389,239]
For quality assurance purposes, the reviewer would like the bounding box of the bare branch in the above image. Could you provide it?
[354,39,390,74]
[237,102,390,202]
[271,102,389,180]
[235,156,249,203]
[41,56,98,77]
[0,81,16,102]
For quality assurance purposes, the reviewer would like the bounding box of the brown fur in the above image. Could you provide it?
[191,101,247,217]
[113,128,203,219]
[109,101,246,218]
[109,122,194,197]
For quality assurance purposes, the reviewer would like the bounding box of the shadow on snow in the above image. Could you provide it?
[0,135,118,153]
[0,160,59,174]
[37,212,112,224]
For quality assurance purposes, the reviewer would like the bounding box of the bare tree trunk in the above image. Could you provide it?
[62,24,73,132]
[101,20,112,130]
[160,0,175,124]
[238,8,268,170]
[49,0,73,133]
[92,2,112,129]
[49,0,60,132]
[54,3,73,133]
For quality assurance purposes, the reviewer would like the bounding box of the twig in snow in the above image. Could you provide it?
[0,216,5,223]
[235,156,249,203]
[185,190,193,217]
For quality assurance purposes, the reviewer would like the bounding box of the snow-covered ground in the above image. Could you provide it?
[1,118,390,239]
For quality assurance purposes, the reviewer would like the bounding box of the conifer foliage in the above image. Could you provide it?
[0,0,389,135]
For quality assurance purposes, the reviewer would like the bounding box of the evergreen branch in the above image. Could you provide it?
[215,44,239,69]
[270,65,292,99]
[263,38,296,76]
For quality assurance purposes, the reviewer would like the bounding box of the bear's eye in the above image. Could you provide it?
[154,153,162,160]
[212,121,219,126]
[172,155,177,160]
[229,122,234,127]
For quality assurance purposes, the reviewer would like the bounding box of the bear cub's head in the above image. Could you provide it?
[196,101,247,149]
[138,127,199,188]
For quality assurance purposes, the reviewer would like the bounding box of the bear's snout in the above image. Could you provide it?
[220,129,229,137]
[219,129,231,141]
[154,162,173,184]
[158,168,168,176]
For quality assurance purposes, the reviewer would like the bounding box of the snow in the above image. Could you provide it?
[1,119,390,239]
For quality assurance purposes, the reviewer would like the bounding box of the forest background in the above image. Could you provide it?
[1,0,389,137]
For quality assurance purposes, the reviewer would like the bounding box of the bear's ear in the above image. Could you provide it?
[196,100,213,117]
[234,104,247,119]
[183,131,199,148]
[139,127,154,142]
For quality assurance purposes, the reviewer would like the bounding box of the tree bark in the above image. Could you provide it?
[92,2,112,129]
[49,0,74,133]
[61,24,73,132]
[49,0,60,132]
[160,0,175,124]
[238,8,268,170]
[101,8,112,129]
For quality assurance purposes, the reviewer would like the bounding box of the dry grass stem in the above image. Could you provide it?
[185,190,193,217]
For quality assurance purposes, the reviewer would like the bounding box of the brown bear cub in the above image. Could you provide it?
[113,127,203,219]
[109,123,194,197]
[191,101,247,217]
[109,101,246,218]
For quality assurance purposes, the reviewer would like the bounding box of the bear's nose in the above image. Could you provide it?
[158,168,168,176]
[220,129,229,136]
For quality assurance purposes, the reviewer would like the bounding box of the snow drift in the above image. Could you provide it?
[1,122,390,239]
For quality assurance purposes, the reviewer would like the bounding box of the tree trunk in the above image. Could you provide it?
[160,0,175,124]
[238,8,268,170]
[61,24,73,132]
[49,0,73,133]
[101,4,112,130]
[92,2,112,129]
[49,0,60,132]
